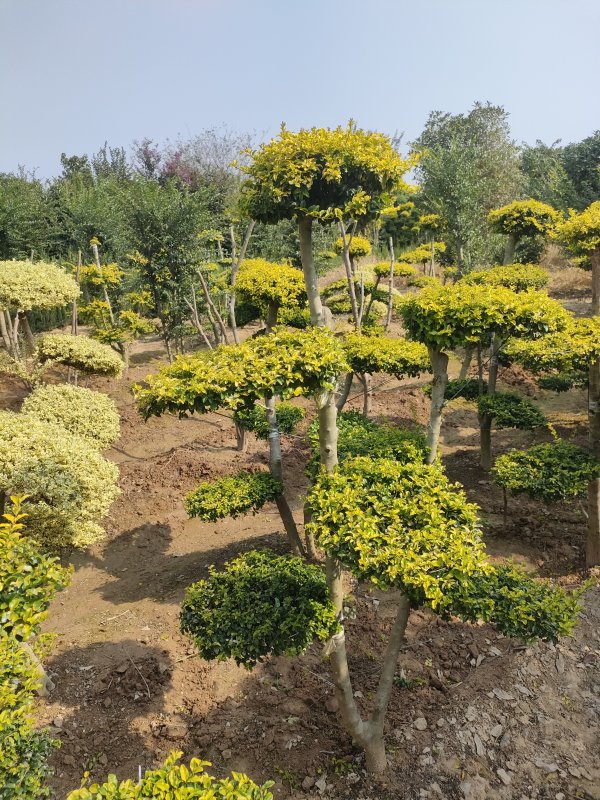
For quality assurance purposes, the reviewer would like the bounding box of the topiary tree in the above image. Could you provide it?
[181,456,582,773]
[488,199,561,264]
[492,440,600,528]
[401,241,446,275]
[340,333,430,415]
[400,282,569,465]
[36,332,124,378]
[506,317,600,564]
[235,258,306,329]
[233,401,305,441]
[184,471,283,522]
[0,412,120,550]
[135,327,347,556]
[332,234,372,274]
[21,384,120,450]
[461,263,549,293]
[0,260,80,359]
[67,750,274,800]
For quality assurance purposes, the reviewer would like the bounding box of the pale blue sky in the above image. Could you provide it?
[0,0,598,177]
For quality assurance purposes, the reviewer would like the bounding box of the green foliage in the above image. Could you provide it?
[506,317,600,374]
[135,327,347,419]
[492,441,600,503]
[240,122,412,223]
[400,283,570,351]
[37,333,124,377]
[233,402,305,440]
[308,455,581,641]
[441,563,583,643]
[553,200,600,256]
[0,260,79,312]
[343,333,430,378]
[0,411,120,549]
[185,472,283,522]
[537,372,586,392]
[236,258,306,312]
[461,264,549,292]
[487,199,560,238]
[67,751,274,800]
[180,550,337,668]
[308,412,428,477]
[423,377,485,401]
[374,261,416,279]
[0,497,70,641]
[477,392,546,430]
[407,275,440,288]
[332,235,372,258]
[0,634,56,800]
[21,384,120,450]
[402,242,446,264]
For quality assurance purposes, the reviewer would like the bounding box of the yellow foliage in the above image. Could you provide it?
[0,261,79,311]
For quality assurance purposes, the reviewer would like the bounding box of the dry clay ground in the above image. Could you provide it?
[6,313,598,800]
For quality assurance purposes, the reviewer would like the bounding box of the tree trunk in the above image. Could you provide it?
[487,334,501,394]
[196,269,229,345]
[229,220,255,345]
[19,312,36,355]
[298,217,326,327]
[385,237,395,331]
[0,309,12,353]
[479,413,493,471]
[303,504,318,560]
[235,422,248,452]
[587,350,600,566]
[72,250,81,336]
[265,396,305,557]
[339,221,361,331]
[458,348,474,380]
[591,248,600,316]
[360,373,372,417]
[503,232,518,266]
[426,348,449,463]
[336,373,354,412]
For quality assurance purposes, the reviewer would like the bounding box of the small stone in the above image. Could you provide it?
[221,749,232,760]
[115,662,129,674]
[568,766,581,778]
[103,698,112,708]
[53,717,64,729]
[489,724,503,738]
[437,718,446,727]
[62,754,77,767]
[98,753,108,766]
[489,646,502,657]
[515,683,532,697]
[555,654,565,674]
[533,758,559,773]
[465,706,477,722]
[165,722,188,739]
[473,733,485,756]
[492,688,514,701]
[555,794,565,800]
[496,768,511,786]
[301,777,315,790]
[414,717,428,731]
[314,775,327,793]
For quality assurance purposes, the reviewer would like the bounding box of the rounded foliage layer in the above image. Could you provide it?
[553,200,600,254]
[423,377,485,401]
[477,392,546,430]
[236,258,306,310]
[240,123,411,223]
[461,264,549,292]
[0,411,120,549]
[492,441,600,503]
[37,333,124,377]
[374,261,416,279]
[233,402,305,440]
[0,498,70,640]
[185,471,283,522]
[402,242,446,264]
[488,199,561,237]
[67,751,274,800]
[400,283,570,350]
[135,327,347,419]
[0,260,79,312]
[506,317,600,374]
[21,384,120,450]
[180,550,337,668]
[343,333,430,378]
[332,235,372,258]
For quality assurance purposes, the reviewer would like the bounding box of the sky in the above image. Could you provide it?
[0,0,598,178]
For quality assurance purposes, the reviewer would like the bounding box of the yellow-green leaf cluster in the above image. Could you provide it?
[37,333,124,377]
[343,333,430,378]
[401,242,446,264]
[553,200,600,255]
[461,264,549,292]
[0,261,79,311]
[506,317,600,374]
[332,235,372,258]
[0,412,120,549]
[240,123,413,223]
[135,327,347,419]
[21,384,120,450]
[67,751,274,799]
[488,199,561,237]
[236,258,306,310]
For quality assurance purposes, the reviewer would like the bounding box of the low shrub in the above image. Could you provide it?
[185,471,282,522]
[37,333,123,377]
[233,402,305,440]
[477,392,545,430]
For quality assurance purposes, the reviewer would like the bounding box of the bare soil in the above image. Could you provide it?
[4,323,598,800]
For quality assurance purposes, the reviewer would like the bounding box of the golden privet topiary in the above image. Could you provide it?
[36,333,124,377]
[0,261,80,311]
[0,412,120,549]
[21,384,120,450]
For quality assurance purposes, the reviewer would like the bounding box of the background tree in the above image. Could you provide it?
[488,199,561,264]
[412,102,522,269]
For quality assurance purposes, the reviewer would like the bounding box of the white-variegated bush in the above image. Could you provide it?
[0,260,79,311]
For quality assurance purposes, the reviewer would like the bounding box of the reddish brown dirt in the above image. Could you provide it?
[3,328,598,800]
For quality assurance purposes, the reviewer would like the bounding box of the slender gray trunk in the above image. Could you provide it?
[458,348,474,380]
[72,250,81,336]
[385,237,395,331]
[360,373,372,417]
[235,422,248,452]
[20,313,36,355]
[265,396,305,557]
[587,331,600,565]
[338,221,361,331]
[298,217,325,327]
[479,413,493,471]
[196,269,229,345]
[336,372,354,412]
[503,232,518,266]
[229,220,255,345]
[426,348,449,463]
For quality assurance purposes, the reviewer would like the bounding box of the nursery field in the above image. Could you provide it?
[8,311,596,800]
